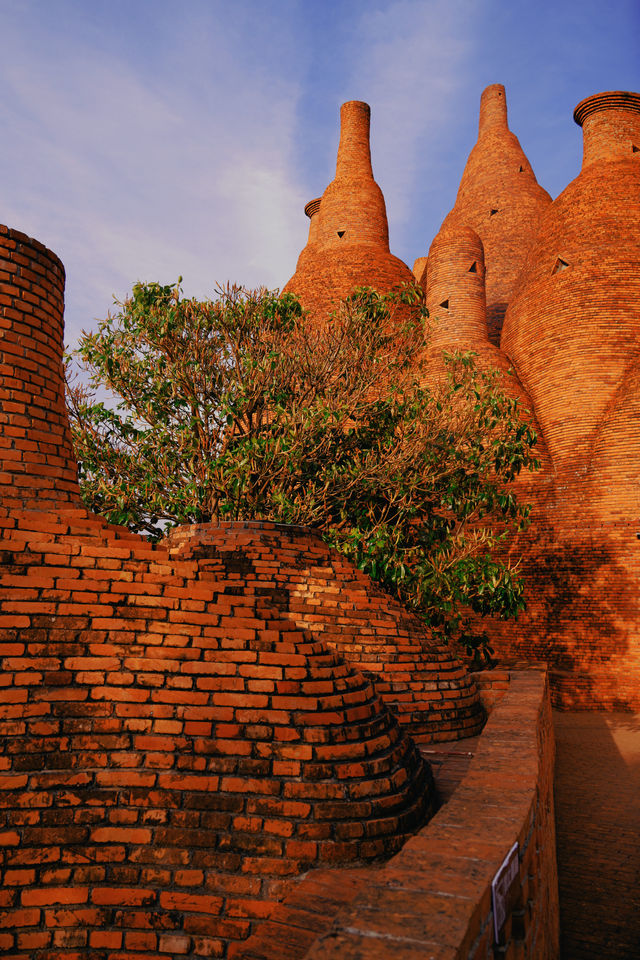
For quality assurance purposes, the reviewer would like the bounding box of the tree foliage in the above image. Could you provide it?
[66,280,540,657]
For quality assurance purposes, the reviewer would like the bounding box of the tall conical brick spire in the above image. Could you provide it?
[315,100,389,249]
[435,84,551,345]
[283,101,414,321]
[500,90,640,519]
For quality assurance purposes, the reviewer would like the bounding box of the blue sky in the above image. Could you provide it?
[0,0,638,350]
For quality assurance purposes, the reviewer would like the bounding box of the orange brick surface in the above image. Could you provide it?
[283,101,415,320]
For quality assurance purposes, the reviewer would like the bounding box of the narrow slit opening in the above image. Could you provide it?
[632,144,639,153]
[490,208,499,216]
[469,262,477,273]
[552,257,569,275]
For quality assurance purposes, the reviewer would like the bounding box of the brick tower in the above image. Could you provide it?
[0,226,81,512]
[500,90,640,520]
[490,91,640,710]
[283,101,415,320]
[425,84,551,345]
[421,222,553,506]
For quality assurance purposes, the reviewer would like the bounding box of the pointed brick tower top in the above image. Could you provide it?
[438,84,551,345]
[478,82,508,131]
[283,101,413,321]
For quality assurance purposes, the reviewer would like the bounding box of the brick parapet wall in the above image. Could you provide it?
[240,668,559,960]
[469,668,511,713]
[167,522,484,742]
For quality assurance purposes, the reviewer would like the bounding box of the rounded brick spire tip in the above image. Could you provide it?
[479,83,508,134]
[336,99,373,178]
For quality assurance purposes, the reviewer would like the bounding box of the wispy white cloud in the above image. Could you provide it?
[0,2,307,349]
[343,0,483,264]
[1,0,636,357]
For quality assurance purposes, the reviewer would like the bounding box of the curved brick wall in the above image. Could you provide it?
[586,356,640,518]
[168,523,484,743]
[283,101,415,321]
[411,255,427,284]
[433,84,551,345]
[241,669,559,960]
[425,224,489,347]
[575,90,640,165]
[0,226,80,509]
[0,510,438,958]
[484,519,640,711]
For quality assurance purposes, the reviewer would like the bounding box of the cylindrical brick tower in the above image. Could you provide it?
[430,84,551,345]
[425,225,489,349]
[283,101,415,321]
[500,90,640,519]
[421,223,553,505]
[0,225,80,511]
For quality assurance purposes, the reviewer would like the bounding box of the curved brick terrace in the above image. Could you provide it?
[239,700,640,960]
[240,668,559,960]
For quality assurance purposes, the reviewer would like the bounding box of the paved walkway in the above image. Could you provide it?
[553,711,640,960]
[418,734,480,803]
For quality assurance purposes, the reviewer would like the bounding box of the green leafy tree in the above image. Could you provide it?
[66,281,540,658]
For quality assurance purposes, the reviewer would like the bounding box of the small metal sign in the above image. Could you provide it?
[491,841,519,943]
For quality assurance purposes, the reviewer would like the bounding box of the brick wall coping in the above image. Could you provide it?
[296,667,559,959]
[573,90,640,126]
[0,223,65,278]
[166,520,321,539]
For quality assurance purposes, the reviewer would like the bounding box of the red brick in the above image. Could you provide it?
[159,892,224,914]
[91,887,156,906]
[22,887,88,906]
